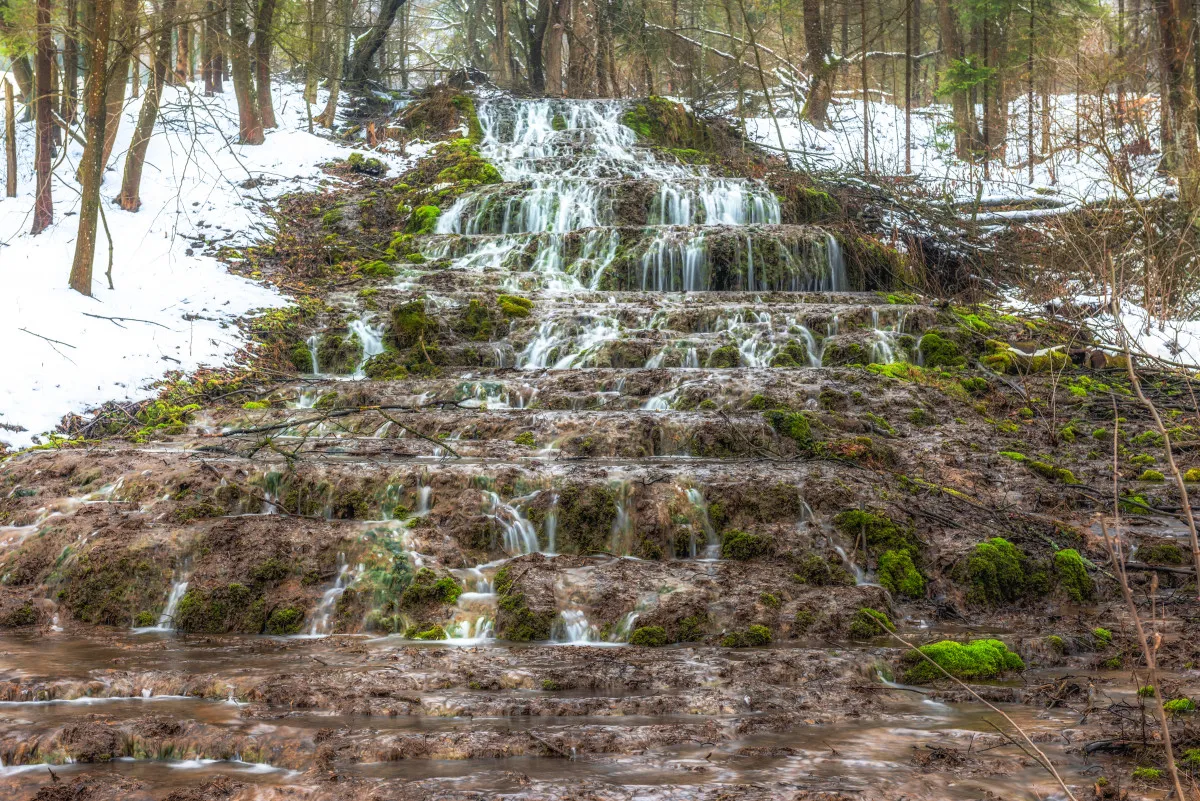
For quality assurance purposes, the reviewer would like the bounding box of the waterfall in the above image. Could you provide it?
[685,488,721,559]
[136,564,191,632]
[348,317,385,377]
[305,335,321,375]
[484,491,541,555]
[308,555,354,636]
[553,609,597,644]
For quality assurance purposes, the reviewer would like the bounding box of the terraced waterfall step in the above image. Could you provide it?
[0,94,1191,800]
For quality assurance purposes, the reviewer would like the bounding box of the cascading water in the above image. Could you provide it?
[307,555,355,636]
[348,317,385,377]
[484,491,541,555]
[136,564,191,632]
[685,488,721,559]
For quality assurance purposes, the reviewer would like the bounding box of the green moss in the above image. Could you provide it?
[848,608,894,639]
[1132,767,1163,782]
[513,431,536,448]
[967,537,1029,605]
[1093,627,1112,645]
[1132,430,1165,447]
[721,529,772,560]
[265,607,305,635]
[770,339,810,367]
[1138,469,1166,482]
[553,484,618,553]
[918,331,965,368]
[1185,468,1200,482]
[629,625,669,647]
[1164,698,1196,714]
[1140,542,1186,565]
[721,624,773,647]
[1027,460,1078,484]
[1053,549,1094,602]
[551,113,568,131]
[390,300,433,349]
[746,393,769,410]
[407,204,441,234]
[347,151,388,175]
[175,584,266,634]
[321,207,344,227]
[1119,493,1151,513]
[1046,635,1065,652]
[316,332,363,374]
[902,639,1025,684]
[449,95,485,142]
[793,609,816,632]
[360,259,398,278]
[1138,684,1156,697]
[1181,748,1200,767]
[400,567,462,606]
[242,400,270,410]
[833,509,914,555]
[764,409,814,452]
[496,591,555,641]
[497,294,534,317]
[707,344,741,367]
[132,610,156,627]
[409,624,448,640]
[759,592,782,608]
[1130,454,1156,467]
[877,549,925,598]
[791,552,855,586]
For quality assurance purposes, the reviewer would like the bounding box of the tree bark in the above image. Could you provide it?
[101,0,139,169]
[936,0,976,159]
[176,18,191,82]
[229,0,263,142]
[215,0,227,91]
[69,0,115,295]
[304,0,327,103]
[801,0,833,127]
[493,0,510,86]
[346,0,408,89]
[203,0,215,94]
[544,0,567,95]
[62,0,79,123]
[254,0,277,127]
[118,0,178,210]
[528,0,550,92]
[31,0,53,235]
[567,0,597,97]
[5,80,16,197]
[317,0,349,125]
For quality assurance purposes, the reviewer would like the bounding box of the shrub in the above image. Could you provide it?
[629,625,669,647]
[1053,549,1094,602]
[902,639,1025,684]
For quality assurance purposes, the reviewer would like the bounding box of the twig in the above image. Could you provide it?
[376,411,460,458]
[82,313,171,329]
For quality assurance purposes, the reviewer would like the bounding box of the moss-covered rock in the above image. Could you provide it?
[967,537,1030,605]
[720,624,772,647]
[721,529,773,560]
[629,625,669,647]
[918,331,965,368]
[848,607,894,639]
[1053,549,1094,602]
[877,549,925,598]
[902,639,1025,684]
[707,344,742,368]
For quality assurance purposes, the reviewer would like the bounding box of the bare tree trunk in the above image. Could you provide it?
[317,0,349,125]
[176,17,191,83]
[203,0,215,94]
[493,0,510,86]
[528,0,550,92]
[346,0,408,89]
[254,0,277,128]
[304,0,327,103]
[544,0,567,95]
[801,0,833,127]
[5,81,15,197]
[69,0,115,296]
[118,0,178,210]
[861,0,869,172]
[101,0,139,169]
[214,0,227,92]
[31,0,53,235]
[936,0,975,159]
[62,0,79,124]
[567,0,597,97]
[229,0,263,142]
[905,0,913,172]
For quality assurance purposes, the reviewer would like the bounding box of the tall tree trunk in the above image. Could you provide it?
[254,0,277,127]
[567,0,597,97]
[101,0,139,169]
[544,0,567,95]
[860,0,869,172]
[118,0,178,210]
[31,0,53,235]
[229,0,263,142]
[176,18,191,82]
[493,0,510,86]
[528,0,550,92]
[801,0,833,127]
[5,80,15,197]
[595,0,611,96]
[304,0,327,103]
[203,0,215,94]
[936,0,975,159]
[62,0,79,123]
[905,0,913,172]
[214,0,227,91]
[346,0,408,89]
[317,0,349,125]
[1156,0,1198,197]
[69,0,115,296]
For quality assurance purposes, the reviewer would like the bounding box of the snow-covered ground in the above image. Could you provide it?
[745,94,1166,206]
[0,81,411,450]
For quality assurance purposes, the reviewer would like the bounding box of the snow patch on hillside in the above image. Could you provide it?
[0,82,410,450]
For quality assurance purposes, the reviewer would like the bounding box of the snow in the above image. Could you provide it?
[0,80,414,450]
[744,94,1168,206]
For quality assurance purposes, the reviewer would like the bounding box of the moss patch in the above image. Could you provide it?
[902,639,1025,684]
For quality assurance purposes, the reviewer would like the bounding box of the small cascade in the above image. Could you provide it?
[307,555,355,636]
[517,316,622,369]
[348,317,385,377]
[305,335,321,375]
[607,610,640,643]
[544,493,559,554]
[824,233,848,292]
[685,488,721,559]
[553,608,597,644]
[416,483,433,516]
[869,308,903,365]
[137,564,191,632]
[484,491,541,555]
[833,544,870,586]
[609,482,635,554]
